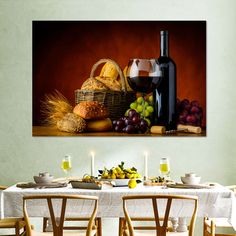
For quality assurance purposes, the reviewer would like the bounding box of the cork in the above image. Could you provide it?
[177,124,202,134]
[150,126,166,134]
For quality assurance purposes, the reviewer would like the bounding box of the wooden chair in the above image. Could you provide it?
[118,217,173,236]
[0,185,26,236]
[204,217,236,236]
[42,217,102,236]
[23,194,98,236]
[122,194,198,236]
[203,185,236,236]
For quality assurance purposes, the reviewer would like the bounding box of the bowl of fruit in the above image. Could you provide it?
[98,162,142,186]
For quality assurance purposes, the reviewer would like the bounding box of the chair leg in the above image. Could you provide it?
[204,217,216,236]
[43,217,49,232]
[203,217,207,236]
[211,219,215,236]
[95,217,102,236]
[119,217,125,236]
[15,220,20,236]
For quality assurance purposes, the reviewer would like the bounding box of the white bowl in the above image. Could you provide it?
[181,176,201,185]
[34,175,54,184]
[185,173,196,178]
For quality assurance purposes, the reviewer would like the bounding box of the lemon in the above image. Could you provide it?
[120,173,125,179]
[128,179,137,189]
[84,175,91,180]
[111,173,116,179]
[115,167,122,174]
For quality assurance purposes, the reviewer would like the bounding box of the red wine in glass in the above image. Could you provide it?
[126,59,162,121]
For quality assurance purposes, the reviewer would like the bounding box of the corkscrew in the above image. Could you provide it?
[165,129,187,134]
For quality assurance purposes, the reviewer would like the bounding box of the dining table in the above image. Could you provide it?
[1,183,236,230]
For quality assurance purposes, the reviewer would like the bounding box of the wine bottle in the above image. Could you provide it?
[153,30,177,130]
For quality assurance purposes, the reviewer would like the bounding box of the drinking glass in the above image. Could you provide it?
[159,157,170,178]
[61,155,72,175]
[126,59,162,118]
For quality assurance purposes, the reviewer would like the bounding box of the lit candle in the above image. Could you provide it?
[144,152,148,180]
[91,151,95,176]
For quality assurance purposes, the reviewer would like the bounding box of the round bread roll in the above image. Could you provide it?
[86,118,112,132]
[57,113,86,133]
[73,101,109,120]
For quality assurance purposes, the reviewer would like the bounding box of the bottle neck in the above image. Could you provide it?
[160,31,169,57]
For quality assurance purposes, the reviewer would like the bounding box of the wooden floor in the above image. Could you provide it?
[33,126,206,137]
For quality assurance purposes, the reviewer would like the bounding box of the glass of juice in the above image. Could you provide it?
[159,157,170,179]
[61,155,72,175]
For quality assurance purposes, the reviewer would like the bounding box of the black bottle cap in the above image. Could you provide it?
[160,30,168,35]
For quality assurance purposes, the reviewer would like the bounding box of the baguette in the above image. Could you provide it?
[100,62,119,80]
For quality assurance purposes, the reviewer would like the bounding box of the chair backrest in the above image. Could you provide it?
[23,194,98,236]
[123,194,198,236]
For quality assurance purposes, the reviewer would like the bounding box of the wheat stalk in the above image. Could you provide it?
[41,90,73,126]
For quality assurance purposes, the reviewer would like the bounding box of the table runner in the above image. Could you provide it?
[2,184,236,229]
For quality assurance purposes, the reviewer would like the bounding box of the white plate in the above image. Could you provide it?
[70,181,102,190]
[167,183,213,189]
[99,178,141,186]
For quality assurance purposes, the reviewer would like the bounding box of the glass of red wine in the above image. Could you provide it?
[127,58,162,120]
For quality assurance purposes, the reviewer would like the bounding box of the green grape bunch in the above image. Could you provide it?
[125,95,154,127]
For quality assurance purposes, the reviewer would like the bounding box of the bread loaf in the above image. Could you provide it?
[95,76,121,91]
[86,118,112,132]
[73,101,109,120]
[57,113,86,133]
[100,62,119,80]
[81,77,108,90]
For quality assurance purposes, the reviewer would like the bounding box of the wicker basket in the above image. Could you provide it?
[75,59,136,120]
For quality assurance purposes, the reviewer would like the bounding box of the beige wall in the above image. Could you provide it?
[0,0,236,234]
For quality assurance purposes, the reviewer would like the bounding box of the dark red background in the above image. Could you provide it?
[33,21,206,126]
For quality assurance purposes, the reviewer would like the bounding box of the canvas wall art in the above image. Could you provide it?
[33,21,206,136]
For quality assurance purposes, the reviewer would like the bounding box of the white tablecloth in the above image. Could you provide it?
[2,184,236,229]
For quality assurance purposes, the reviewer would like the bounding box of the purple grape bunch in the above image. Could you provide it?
[113,109,149,134]
[177,98,203,126]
